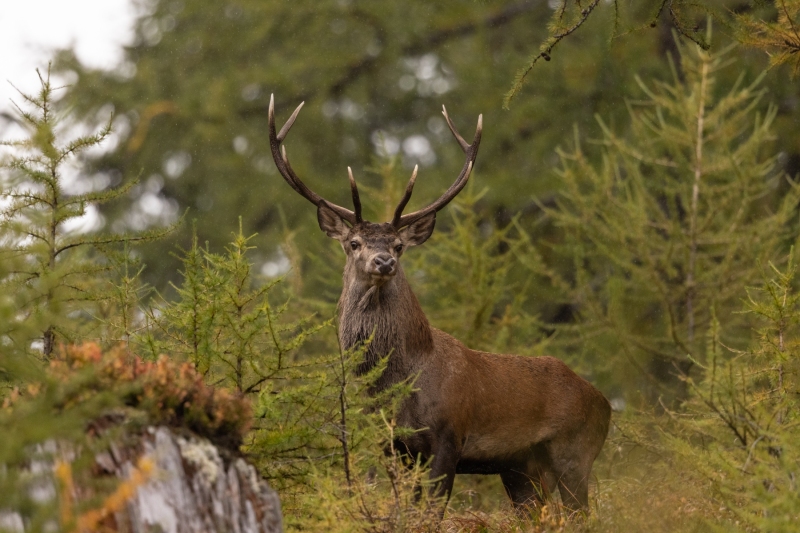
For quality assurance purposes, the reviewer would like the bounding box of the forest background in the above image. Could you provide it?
[2,0,800,531]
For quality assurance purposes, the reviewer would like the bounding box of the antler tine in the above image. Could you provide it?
[442,105,469,151]
[268,94,357,224]
[347,167,363,223]
[393,111,482,228]
[391,165,418,226]
[277,100,305,142]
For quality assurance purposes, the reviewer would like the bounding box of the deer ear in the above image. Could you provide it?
[399,212,436,247]
[317,202,350,240]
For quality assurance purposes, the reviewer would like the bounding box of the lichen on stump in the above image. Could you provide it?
[105,426,282,533]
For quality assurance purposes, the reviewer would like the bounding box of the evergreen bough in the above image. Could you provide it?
[0,68,172,361]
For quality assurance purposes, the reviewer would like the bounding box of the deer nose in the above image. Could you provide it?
[373,254,396,274]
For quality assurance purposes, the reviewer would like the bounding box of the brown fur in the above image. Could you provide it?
[331,218,611,513]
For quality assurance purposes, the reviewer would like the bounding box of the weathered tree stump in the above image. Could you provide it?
[106,426,282,533]
[0,426,282,533]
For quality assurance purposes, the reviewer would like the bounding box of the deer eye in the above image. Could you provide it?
[350,241,360,250]
[395,244,403,253]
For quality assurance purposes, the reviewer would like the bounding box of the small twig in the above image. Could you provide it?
[336,335,353,493]
[504,0,601,108]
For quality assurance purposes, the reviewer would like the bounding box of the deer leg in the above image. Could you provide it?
[547,437,592,515]
[500,470,538,509]
[556,467,590,515]
[501,465,555,511]
[428,438,459,503]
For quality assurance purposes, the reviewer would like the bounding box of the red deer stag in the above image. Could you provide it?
[268,95,611,513]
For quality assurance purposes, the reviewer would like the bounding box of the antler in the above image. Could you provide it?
[392,106,482,229]
[391,165,418,226]
[269,94,361,224]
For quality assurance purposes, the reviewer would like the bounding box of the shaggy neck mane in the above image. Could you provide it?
[337,264,433,388]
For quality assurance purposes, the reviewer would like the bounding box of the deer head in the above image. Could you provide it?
[268,95,482,288]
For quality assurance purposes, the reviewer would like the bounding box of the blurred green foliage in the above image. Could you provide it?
[50,0,775,287]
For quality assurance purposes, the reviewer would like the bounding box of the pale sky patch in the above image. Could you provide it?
[0,0,136,116]
[0,0,137,233]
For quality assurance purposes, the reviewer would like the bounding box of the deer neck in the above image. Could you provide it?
[337,264,434,387]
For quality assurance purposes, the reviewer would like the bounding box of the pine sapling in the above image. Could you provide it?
[0,68,171,359]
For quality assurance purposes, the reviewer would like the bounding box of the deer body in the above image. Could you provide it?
[268,96,611,513]
[337,240,610,510]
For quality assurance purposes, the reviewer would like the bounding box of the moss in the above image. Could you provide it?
[44,343,252,450]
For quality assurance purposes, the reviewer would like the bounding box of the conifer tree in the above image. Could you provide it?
[649,251,800,530]
[95,245,154,348]
[0,69,171,360]
[140,223,327,393]
[539,33,800,402]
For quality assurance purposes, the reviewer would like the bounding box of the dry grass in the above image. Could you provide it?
[431,440,739,533]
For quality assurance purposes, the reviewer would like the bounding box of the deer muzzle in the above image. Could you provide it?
[371,254,396,277]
